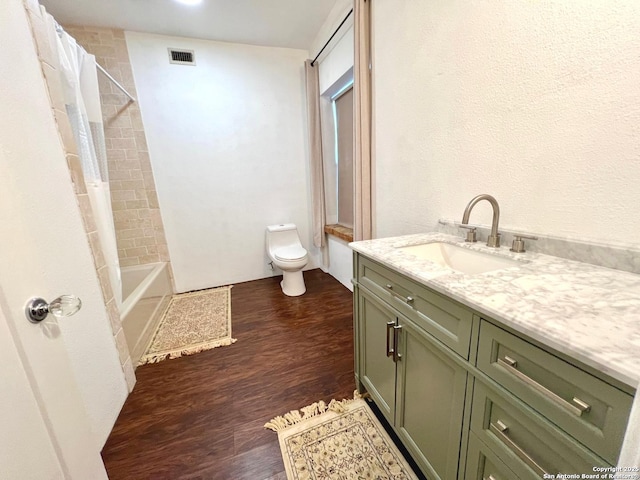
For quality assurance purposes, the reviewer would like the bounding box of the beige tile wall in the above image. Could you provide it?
[24,1,136,391]
[64,25,171,270]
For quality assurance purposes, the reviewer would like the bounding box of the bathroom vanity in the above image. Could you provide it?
[350,233,640,480]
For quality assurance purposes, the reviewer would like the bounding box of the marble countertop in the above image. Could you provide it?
[350,232,640,389]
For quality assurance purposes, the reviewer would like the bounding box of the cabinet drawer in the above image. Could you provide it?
[470,381,607,480]
[357,255,473,358]
[477,321,633,464]
[466,432,520,480]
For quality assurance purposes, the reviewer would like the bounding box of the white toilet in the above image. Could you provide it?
[266,223,309,296]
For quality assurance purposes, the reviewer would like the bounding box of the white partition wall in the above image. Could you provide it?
[372,1,640,242]
[126,32,313,292]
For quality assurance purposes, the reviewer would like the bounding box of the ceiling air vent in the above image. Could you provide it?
[168,48,196,66]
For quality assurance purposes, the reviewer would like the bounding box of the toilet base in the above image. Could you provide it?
[280,270,306,296]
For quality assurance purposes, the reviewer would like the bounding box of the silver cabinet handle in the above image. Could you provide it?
[393,325,402,362]
[498,356,591,417]
[490,420,548,476]
[384,284,415,306]
[386,321,395,358]
[483,476,498,480]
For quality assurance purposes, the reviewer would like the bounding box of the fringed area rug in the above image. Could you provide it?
[139,285,236,365]
[265,392,419,480]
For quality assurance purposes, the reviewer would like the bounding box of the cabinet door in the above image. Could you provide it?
[358,288,397,425]
[395,319,468,480]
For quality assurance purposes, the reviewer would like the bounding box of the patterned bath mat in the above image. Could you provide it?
[139,285,236,365]
[265,392,419,479]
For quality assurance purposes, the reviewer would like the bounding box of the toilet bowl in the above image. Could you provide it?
[266,223,308,296]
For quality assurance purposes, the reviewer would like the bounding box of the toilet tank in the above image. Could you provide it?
[266,223,300,249]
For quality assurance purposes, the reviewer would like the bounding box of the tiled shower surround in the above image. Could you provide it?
[24,2,135,389]
[64,25,171,269]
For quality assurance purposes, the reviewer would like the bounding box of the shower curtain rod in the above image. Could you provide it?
[310,8,353,66]
[96,63,136,102]
[52,21,136,102]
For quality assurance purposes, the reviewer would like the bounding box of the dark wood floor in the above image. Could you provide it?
[102,269,355,480]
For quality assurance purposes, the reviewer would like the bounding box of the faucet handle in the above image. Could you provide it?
[459,225,477,243]
[487,232,501,248]
[510,234,538,253]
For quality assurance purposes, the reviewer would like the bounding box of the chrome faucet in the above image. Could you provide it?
[461,194,501,248]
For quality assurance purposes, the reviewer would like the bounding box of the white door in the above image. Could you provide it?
[0,0,109,478]
[0,308,70,480]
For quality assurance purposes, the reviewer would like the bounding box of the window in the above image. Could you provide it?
[332,83,354,228]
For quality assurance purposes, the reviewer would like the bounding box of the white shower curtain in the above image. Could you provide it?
[48,17,123,309]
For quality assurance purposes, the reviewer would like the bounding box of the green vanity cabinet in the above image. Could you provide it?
[465,432,520,480]
[352,251,635,480]
[357,280,468,480]
[470,380,607,479]
[358,287,398,424]
[395,317,468,480]
[357,255,474,358]
[476,320,633,465]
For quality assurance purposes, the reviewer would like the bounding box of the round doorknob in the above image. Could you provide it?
[25,295,82,323]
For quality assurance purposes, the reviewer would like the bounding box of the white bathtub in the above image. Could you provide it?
[121,262,172,366]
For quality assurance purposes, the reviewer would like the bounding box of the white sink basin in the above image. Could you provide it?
[397,242,522,275]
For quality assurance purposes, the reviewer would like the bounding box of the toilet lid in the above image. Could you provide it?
[274,245,307,261]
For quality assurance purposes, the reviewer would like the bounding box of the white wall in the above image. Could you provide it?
[328,236,354,291]
[3,0,126,451]
[312,0,355,286]
[319,25,354,95]
[125,32,314,292]
[373,1,640,244]
[309,0,353,64]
